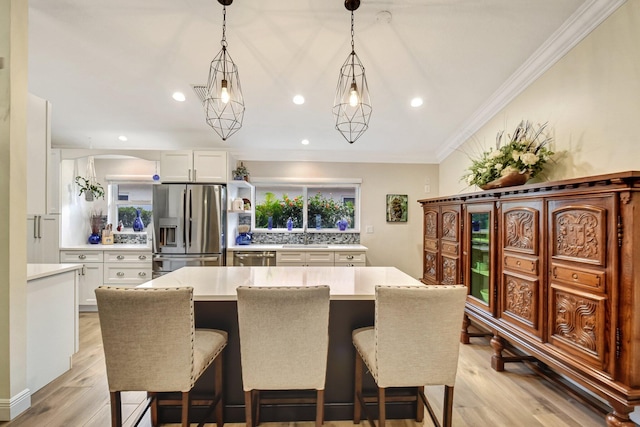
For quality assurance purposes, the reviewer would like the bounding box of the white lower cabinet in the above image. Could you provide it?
[276,250,365,266]
[60,249,151,310]
[60,250,104,308]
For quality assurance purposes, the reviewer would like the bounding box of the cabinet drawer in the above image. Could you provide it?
[335,252,366,263]
[306,252,335,264]
[104,251,151,263]
[335,261,365,267]
[551,265,604,291]
[60,250,103,263]
[503,255,537,275]
[103,263,152,284]
[277,251,305,263]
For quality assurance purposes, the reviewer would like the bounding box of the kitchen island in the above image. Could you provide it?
[139,266,424,423]
[27,263,82,394]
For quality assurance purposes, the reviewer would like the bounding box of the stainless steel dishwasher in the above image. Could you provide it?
[233,251,277,266]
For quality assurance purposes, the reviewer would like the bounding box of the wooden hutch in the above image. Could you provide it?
[418,171,640,426]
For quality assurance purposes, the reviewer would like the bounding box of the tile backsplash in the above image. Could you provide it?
[113,232,148,244]
[251,232,360,245]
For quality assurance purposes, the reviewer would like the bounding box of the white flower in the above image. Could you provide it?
[521,152,539,166]
[501,165,519,177]
[494,163,503,171]
[489,150,502,159]
[512,151,522,161]
[467,175,475,185]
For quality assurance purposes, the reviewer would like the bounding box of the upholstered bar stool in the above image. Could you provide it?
[95,286,228,427]
[236,285,330,427]
[352,285,467,427]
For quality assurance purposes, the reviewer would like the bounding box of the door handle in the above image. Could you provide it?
[33,216,38,239]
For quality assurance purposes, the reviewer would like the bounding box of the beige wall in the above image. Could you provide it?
[0,0,29,419]
[243,161,438,278]
[439,0,640,196]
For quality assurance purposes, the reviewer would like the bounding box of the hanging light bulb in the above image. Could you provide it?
[220,80,230,104]
[333,0,372,144]
[203,0,245,141]
[349,82,359,107]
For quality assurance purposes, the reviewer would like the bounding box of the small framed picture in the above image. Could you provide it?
[386,194,408,222]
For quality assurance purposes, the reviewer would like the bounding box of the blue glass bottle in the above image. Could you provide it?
[133,209,144,232]
[287,217,293,231]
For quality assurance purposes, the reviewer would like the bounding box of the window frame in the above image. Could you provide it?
[251,178,361,233]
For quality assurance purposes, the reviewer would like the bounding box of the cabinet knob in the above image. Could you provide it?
[117,255,125,260]
[138,272,147,277]
[347,255,354,260]
[117,272,125,277]
[572,273,579,280]
[516,261,521,266]
[138,255,147,260]
[78,254,86,260]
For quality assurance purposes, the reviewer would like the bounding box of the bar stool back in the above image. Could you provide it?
[95,286,227,427]
[236,285,330,427]
[352,284,467,427]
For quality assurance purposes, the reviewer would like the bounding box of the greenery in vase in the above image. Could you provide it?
[462,120,554,187]
[232,162,250,180]
[75,176,105,199]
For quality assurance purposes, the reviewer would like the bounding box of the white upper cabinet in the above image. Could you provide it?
[27,93,60,215]
[160,150,227,183]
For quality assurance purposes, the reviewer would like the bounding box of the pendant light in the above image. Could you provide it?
[203,0,245,141]
[333,0,372,144]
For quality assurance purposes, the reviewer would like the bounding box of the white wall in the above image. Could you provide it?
[439,0,640,196]
[244,161,438,278]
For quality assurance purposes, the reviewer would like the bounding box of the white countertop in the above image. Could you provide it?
[137,266,421,301]
[27,263,83,281]
[228,244,367,251]
[60,244,152,251]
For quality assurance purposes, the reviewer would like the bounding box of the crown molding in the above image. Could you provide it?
[436,0,627,162]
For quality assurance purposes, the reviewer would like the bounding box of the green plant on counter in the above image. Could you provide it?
[75,176,105,200]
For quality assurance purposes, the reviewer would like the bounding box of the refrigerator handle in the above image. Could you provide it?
[188,189,193,247]
[182,189,187,247]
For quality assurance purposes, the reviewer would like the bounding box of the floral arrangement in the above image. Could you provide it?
[232,162,250,180]
[463,120,554,188]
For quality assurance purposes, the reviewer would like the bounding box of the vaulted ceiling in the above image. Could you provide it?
[28,0,619,163]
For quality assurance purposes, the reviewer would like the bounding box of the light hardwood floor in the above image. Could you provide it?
[1,313,606,427]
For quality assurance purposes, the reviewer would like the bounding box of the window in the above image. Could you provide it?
[107,182,153,229]
[254,182,359,231]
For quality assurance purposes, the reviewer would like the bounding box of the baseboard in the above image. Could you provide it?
[0,388,31,421]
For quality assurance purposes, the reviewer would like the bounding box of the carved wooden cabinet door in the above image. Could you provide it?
[421,204,461,285]
[440,204,461,286]
[499,200,544,339]
[422,206,439,284]
[464,202,496,314]
[547,195,616,374]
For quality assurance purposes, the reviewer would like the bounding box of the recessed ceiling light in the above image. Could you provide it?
[293,95,305,105]
[172,92,186,102]
[118,135,128,142]
[410,97,423,108]
[301,139,310,145]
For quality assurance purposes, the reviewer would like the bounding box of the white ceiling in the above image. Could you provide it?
[27,0,618,164]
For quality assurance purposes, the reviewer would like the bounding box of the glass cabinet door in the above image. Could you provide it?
[470,212,490,302]
[465,203,495,312]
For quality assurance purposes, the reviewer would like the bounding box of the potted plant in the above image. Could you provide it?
[75,176,105,201]
[232,162,250,181]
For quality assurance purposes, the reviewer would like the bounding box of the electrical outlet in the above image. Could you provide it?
[424,184,431,193]
[366,225,374,234]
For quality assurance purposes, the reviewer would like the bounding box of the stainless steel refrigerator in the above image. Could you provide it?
[152,184,226,278]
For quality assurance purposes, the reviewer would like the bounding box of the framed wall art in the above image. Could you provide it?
[386,194,408,222]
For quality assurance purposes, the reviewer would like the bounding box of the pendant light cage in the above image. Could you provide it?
[203,2,245,141]
[333,5,371,144]
[333,51,372,144]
